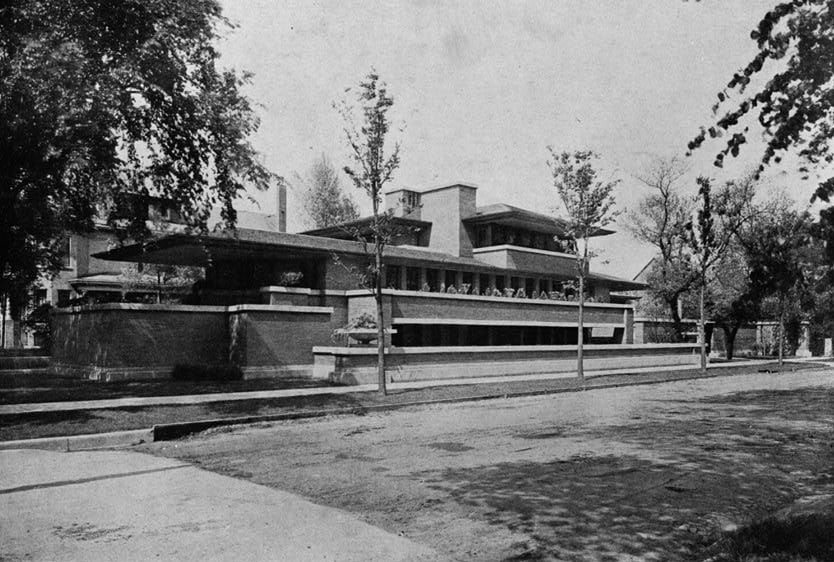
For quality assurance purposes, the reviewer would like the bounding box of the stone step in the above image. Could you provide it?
[0,356,51,370]
[0,367,50,377]
[0,348,46,357]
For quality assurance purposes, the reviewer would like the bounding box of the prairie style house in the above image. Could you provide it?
[52,183,700,383]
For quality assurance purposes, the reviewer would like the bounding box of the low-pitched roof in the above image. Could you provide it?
[464,204,614,237]
[300,216,432,239]
[93,228,644,290]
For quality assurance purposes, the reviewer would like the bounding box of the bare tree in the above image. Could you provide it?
[337,71,401,395]
[548,149,619,383]
[628,157,696,340]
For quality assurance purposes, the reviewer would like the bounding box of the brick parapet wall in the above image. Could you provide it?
[52,304,229,381]
[52,303,335,381]
[313,343,700,385]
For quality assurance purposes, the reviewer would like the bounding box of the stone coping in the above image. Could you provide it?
[229,304,334,314]
[472,244,576,260]
[259,286,347,296]
[257,285,632,309]
[390,318,624,327]
[53,303,333,315]
[343,288,633,309]
[313,342,700,356]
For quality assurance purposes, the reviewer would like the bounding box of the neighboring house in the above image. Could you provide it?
[46,182,710,385]
[3,187,287,348]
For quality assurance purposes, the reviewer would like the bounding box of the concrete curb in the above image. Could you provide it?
[0,428,153,452]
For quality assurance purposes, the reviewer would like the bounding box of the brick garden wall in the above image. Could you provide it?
[314,343,701,385]
[52,304,229,381]
[229,305,335,378]
[52,303,336,381]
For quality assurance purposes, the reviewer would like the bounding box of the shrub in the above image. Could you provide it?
[279,271,304,287]
[347,312,377,329]
[718,513,834,562]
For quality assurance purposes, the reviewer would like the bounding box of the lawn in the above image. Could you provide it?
[0,361,821,442]
[0,371,328,405]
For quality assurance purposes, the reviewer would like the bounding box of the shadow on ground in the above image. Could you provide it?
[422,386,834,561]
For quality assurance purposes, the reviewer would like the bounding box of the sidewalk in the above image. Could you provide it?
[0,359,781,416]
[0,448,439,562]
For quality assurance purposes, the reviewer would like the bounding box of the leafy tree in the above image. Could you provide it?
[296,153,359,229]
[628,157,697,340]
[0,0,272,340]
[704,241,760,360]
[338,71,401,395]
[688,1,834,201]
[740,205,814,367]
[548,149,619,383]
[808,206,834,354]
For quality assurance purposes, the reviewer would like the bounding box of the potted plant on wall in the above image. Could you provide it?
[337,312,398,346]
[345,312,380,344]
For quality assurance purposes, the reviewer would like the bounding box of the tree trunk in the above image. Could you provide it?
[577,244,586,386]
[723,325,739,361]
[0,294,6,349]
[698,281,707,373]
[778,308,784,371]
[667,295,684,342]
[372,199,387,395]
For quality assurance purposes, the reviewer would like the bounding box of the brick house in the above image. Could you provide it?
[52,183,701,383]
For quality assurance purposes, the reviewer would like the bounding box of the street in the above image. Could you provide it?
[146,368,834,561]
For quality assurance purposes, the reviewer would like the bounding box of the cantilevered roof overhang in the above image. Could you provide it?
[463,204,615,237]
[93,228,644,291]
[301,216,432,240]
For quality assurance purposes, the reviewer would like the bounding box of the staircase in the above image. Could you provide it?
[0,348,50,376]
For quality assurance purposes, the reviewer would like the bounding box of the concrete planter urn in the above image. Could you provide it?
[333,328,397,346]
[348,329,380,344]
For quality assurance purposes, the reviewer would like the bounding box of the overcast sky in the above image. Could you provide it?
[217,0,824,278]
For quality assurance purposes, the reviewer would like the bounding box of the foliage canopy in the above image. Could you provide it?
[688,0,834,200]
[0,0,272,306]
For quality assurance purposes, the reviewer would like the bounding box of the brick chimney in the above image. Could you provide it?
[277,183,287,232]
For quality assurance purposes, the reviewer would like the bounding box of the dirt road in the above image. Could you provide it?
[146,369,834,561]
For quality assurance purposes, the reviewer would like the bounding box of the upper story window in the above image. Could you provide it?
[400,190,421,213]
[149,201,184,224]
[58,237,72,268]
[476,226,490,247]
[473,223,574,254]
